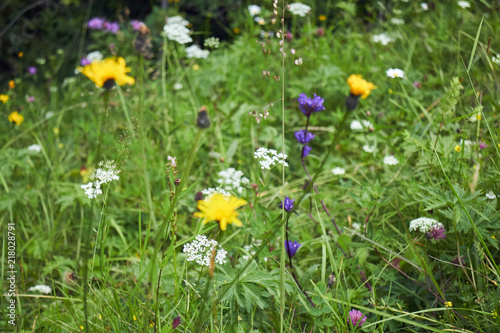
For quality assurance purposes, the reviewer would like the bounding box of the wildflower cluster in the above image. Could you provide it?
[204,37,220,49]
[383,155,399,165]
[409,217,445,233]
[185,45,210,59]
[182,235,227,266]
[254,147,288,170]
[29,285,52,294]
[88,17,120,34]
[216,168,250,194]
[81,160,120,199]
[163,16,192,44]
[201,188,230,199]
[372,33,394,45]
[288,3,311,17]
[350,120,373,131]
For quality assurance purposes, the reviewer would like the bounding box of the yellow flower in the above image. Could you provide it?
[318,15,326,21]
[194,193,247,231]
[0,94,9,103]
[492,235,496,240]
[347,74,376,99]
[18,52,23,58]
[444,301,452,308]
[8,111,24,126]
[476,113,481,120]
[193,64,200,71]
[78,57,135,89]
[455,145,461,153]
[133,315,137,321]
[233,27,241,34]
[9,80,15,89]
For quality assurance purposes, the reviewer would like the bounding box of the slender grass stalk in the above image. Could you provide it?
[161,34,170,135]
[280,1,286,331]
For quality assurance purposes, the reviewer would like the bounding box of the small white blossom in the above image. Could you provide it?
[352,223,361,231]
[27,144,42,153]
[204,37,220,49]
[185,45,210,59]
[259,31,274,39]
[331,167,345,175]
[390,18,405,25]
[486,191,497,200]
[386,68,405,78]
[492,55,500,65]
[217,168,250,194]
[409,217,444,233]
[29,285,52,294]
[167,156,177,167]
[363,144,376,153]
[241,239,262,260]
[45,111,54,119]
[371,33,394,45]
[254,147,288,170]
[350,120,372,131]
[183,234,227,266]
[421,3,428,10]
[288,3,311,17]
[173,83,183,90]
[248,5,261,16]
[294,58,303,66]
[383,155,399,165]
[254,16,265,25]
[457,1,470,9]
[86,51,103,63]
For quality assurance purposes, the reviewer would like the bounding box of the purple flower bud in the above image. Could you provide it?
[27,96,35,103]
[285,240,301,258]
[478,140,488,150]
[294,130,315,144]
[88,17,105,29]
[302,145,312,158]
[279,196,295,212]
[425,225,446,241]
[348,309,367,327]
[27,66,37,75]
[172,315,181,329]
[80,58,91,66]
[298,93,325,117]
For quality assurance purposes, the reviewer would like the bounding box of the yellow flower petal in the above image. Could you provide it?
[79,57,135,88]
[8,111,24,126]
[194,193,247,231]
[347,74,375,99]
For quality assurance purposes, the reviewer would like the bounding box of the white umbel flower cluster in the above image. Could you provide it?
[288,3,311,17]
[201,187,230,199]
[409,217,444,233]
[254,147,288,170]
[29,285,52,294]
[383,155,399,165]
[183,234,227,266]
[81,160,120,199]
[217,168,249,194]
[27,144,42,153]
[185,45,210,59]
[371,33,394,45]
[163,16,192,44]
[350,120,373,131]
[331,167,345,175]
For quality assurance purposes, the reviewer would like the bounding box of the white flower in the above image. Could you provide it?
[363,144,376,153]
[421,3,428,10]
[166,16,189,27]
[163,19,192,44]
[350,120,372,131]
[201,188,230,199]
[254,147,288,170]
[81,160,120,199]
[371,33,393,45]
[27,144,42,153]
[294,58,303,66]
[254,16,265,25]
[486,191,497,200]
[217,168,250,194]
[459,139,473,146]
[390,18,405,25]
[259,31,274,39]
[386,68,405,78]
[86,51,103,63]
[185,45,210,59]
[352,223,361,231]
[288,3,311,17]
[248,5,261,16]
[173,83,183,91]
[492,55,500,65]
[183,234,227,266]
[331,167,345,175]
[204,37,220,49]
[167,156,177,167]
[45,111,54,119]
[29,285,52,294]
[457,1,470,8]
[383,155,399,165]
[409,217,444,233]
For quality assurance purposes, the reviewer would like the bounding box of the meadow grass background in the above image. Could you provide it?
[1,0,500,332]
